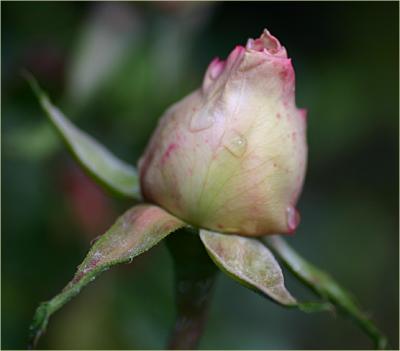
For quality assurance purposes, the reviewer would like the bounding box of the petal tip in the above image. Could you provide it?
[246,28,287,58]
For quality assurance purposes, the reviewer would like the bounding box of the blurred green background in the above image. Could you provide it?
[2,2,399,349]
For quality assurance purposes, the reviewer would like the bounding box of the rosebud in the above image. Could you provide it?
[139,29,307,236]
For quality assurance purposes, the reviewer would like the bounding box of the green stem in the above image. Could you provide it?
[166,228,218,350]
[263,236,389,349]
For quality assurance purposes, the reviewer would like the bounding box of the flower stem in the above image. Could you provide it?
[166,228,218,350]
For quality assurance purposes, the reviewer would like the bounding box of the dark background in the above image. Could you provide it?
[2,2,399,349]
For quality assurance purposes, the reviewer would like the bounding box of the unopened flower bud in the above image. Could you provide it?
[139,29,307,236]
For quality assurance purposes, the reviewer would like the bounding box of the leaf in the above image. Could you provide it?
[166,228,218,349]
[263,236,389,349]
[29,204,185,349]
[24,72,140,199]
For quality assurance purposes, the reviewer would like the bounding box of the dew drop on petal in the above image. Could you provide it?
[224,131,247,157]
[286,206,300,232]
[190,110,215,132]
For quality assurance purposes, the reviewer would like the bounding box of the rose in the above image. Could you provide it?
[139,29,307,236]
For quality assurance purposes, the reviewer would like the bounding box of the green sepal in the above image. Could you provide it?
[24,72,140,199]
[29,204,185,348]
[200,230,332,313]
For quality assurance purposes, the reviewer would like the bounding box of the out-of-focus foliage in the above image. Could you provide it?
[2,2,398,349]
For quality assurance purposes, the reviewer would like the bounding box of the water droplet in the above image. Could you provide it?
[190,110,215,132]
[224,131,247,157]
[286,206,300,232]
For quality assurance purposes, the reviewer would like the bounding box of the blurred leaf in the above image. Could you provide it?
[29,204,185,348]
[200,230,332,314]
[24,73,140,199]
[263,236,389,349]
[66,3,143,107]
[166,228,217,349]
[151,2,214,90]
[4,122,59,161]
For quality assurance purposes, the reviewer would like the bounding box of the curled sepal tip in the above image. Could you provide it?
[23,71,140,200]
[28,204,185,349]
